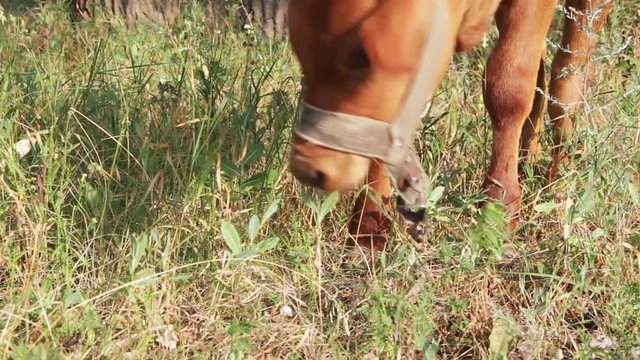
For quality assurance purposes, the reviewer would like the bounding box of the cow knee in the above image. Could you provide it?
[484,70,536,130]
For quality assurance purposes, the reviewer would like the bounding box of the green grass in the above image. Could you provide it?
[0,1,639,359]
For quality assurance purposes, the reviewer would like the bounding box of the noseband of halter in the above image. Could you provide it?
[293,0,448,221]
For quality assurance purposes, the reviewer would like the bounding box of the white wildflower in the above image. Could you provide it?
[280,305,294,317]
[13,138,32,158]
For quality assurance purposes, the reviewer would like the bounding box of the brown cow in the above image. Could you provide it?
[288,0,611,250]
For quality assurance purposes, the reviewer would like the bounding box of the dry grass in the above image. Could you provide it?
[0,1,639,359]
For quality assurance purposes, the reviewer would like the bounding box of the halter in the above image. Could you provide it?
[293,0,448,222]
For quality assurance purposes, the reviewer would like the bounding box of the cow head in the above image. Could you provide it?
[288,0,498,191]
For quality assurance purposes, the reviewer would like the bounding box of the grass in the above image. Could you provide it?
[0,1,639,359]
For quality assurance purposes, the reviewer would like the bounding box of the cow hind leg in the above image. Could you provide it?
[348,161,393,251]
[520,57,547,167]
[483,0,558,227]
[547,0,612,181]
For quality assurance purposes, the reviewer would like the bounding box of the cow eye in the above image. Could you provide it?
[347,45,371,72]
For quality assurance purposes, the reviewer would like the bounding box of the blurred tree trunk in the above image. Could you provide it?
[72,0,180,26]
[239,0,288,39]
[68,0,288,38]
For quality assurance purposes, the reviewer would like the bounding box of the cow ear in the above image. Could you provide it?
[360,0,429,74]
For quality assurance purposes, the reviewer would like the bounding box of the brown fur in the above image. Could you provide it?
[288,0,611,248]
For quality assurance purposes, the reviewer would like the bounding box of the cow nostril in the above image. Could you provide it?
[292,165,326,189]
[304,169,325,188]
[312,169,325,187]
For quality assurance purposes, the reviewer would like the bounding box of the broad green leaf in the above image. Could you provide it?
[63,290,83,308]
[489,316,521,360]
[265,169,279,186]
[242,170,275,189]
[533,201,561,214]
[303,193,318,214]
[169,274,192,282]
[254,237,280,253]
[149,227,161,246]
[130,232,148,275]
[428,186,445,205]
[235,249,258,259]
[248,215,260,242]
[221,221,243,255]
[262,198,281,224]
[84,182,103,217]
[221,159,241,178]
[630,232,640,251]
[421,340,439,360]
[591,228,606,239]
[241,142,264,169]
[484,202,507,227]
[576,188,595,217]
[629,182,639,205]
[132,268,160,286]
[318,192,340,222]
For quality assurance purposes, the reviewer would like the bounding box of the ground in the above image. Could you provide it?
[0,1,639,359]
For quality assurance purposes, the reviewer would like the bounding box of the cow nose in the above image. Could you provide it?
[292,165,326,188]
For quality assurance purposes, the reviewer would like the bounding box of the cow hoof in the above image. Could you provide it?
[407,221,433,242]
[482,180,522,231]
[483,177,521,207]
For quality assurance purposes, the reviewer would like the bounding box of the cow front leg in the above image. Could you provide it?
[483,0,558,227]
[348,160,393,251]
